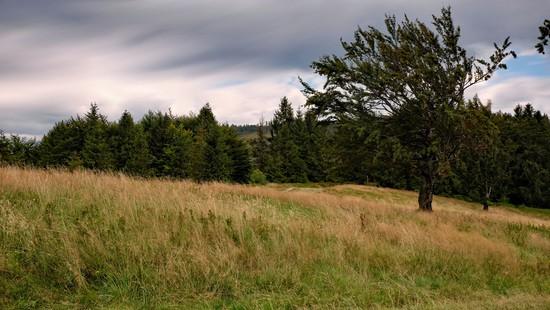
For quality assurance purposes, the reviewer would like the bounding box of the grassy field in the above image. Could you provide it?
[0,167,549,309]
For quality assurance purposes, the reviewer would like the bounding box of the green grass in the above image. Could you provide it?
[1,167,549,309]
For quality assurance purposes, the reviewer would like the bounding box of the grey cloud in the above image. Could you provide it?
[5,0,547,73]
[0,0,549,135]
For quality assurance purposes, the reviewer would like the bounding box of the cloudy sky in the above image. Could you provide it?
[1,0,549,137]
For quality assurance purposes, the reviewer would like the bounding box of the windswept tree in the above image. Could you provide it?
[301,7,515,211]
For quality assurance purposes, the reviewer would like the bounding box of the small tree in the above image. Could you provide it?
[302,7,515,211]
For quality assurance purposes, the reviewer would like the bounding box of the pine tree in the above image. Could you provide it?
[223,125,252,183]
[268,97,307,183]
[81,104,114,170]
[251,117,270,174]
[112,111,152,175]
[189,104,231,182]
[141,111,176,176]
[162,123,193,178]
[39,117,86,167]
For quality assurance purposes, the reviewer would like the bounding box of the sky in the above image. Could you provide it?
[0,0,549,137]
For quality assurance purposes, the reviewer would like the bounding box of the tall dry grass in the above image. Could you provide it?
[0,166,549,308]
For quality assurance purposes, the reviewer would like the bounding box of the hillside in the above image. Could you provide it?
[1,167,549,308]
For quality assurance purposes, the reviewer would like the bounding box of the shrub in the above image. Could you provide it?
[250,169,267,185]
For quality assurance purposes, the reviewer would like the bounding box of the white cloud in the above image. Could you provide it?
[469,76,550,113]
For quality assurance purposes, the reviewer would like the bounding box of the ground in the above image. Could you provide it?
[0,167,549,309]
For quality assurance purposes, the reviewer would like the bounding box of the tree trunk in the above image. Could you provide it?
[418,173,434,211]
[483,185,491,211]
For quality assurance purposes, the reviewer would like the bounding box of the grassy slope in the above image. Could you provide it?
[0,167,549,309]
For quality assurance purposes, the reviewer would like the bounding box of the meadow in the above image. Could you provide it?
[0,167,549,309]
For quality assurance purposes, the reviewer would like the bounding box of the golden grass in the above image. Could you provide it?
[0,166,549,308]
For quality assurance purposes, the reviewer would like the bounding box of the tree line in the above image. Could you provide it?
[0,103,251,183]
[251,96,550,210]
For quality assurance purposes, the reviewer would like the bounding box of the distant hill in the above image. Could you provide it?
[230,124,269,140]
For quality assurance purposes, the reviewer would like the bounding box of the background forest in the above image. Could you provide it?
[1,98,550,209]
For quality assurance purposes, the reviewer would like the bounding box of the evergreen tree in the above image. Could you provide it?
[0,131,9,164]
[6,135,39,166]
[162,123,193,178]
[141,111,177,176]
[268,97,307,182]
[189,104,231,182]
[39,117,86,167]
[81,104,114,170]
[302,110,327,182]
[251,117,270,174]
[112,111,152,175]
[459,97,505,210]
[223,125,252,183]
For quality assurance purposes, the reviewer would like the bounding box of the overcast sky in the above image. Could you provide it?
[0,0,549,137]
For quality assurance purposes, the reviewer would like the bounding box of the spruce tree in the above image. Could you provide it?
[223,125,252,183]
[268,97,307,182]
[81,104,114,170]
[251,117,270,175]
[112,111,152,175]
[190,104,231,182]
[162,123,193,178]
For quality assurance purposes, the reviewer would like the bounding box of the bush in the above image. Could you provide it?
[250,169,267,185]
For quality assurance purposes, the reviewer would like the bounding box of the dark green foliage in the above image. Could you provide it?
[503,105,550,208]
[111,111,152,175]
[250,169,267,184]
[39,117,86,167]
[223,126,252,183]
[0,131,38,166]
[189,105,232,182]
[266,97,307,183]
[4,103,250,184]
[0,131,9,163]
[81,104,114,170]
[162,123,193,178]
[141,111,180,176]
[251,119,270,174]
[536,19,550,54]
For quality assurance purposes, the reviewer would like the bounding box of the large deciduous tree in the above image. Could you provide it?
[301,7,515,211]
